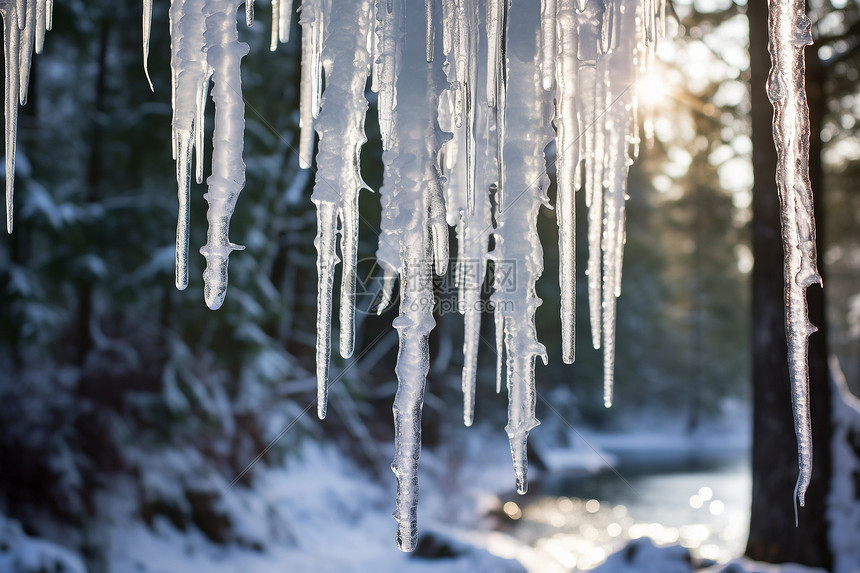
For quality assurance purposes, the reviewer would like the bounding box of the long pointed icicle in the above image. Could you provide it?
[555,0,578,364]
[492,1,553,495]
[578,1,602,351]
[311,0,372,418]
[387,0,445,551]
[767,0,820,509]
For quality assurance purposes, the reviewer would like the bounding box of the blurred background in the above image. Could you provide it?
[0,0,858,571]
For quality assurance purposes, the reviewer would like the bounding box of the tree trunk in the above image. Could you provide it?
[746,0,831,567]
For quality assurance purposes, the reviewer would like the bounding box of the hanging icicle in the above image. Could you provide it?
[0,0,823,551]
[1,0,52,234]
[767,0,820,511]
[311,0,371,419]
[491,0,553,496]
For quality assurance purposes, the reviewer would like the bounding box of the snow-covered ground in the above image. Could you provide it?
[1,394,852,573]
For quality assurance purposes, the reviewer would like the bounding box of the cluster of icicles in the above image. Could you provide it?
[0,0,819,550]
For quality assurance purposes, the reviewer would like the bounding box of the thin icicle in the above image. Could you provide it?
[143,0,154,90]
[314,202,338,419]
[298,0,325,168]
[485,0,501,107]
[169,0,211,290]
[540,0,556,91]
[767,0,820,510]
[424,0,433,62]
[555,0,578,364]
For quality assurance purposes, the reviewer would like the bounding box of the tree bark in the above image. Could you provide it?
[746,0,831,567]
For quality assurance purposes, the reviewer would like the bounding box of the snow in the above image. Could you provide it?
[105,438,526,573]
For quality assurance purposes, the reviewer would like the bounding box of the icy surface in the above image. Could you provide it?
[766,0,820,508]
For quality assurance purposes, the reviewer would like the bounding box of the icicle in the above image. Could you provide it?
[245,0,254,27]
[1,0,49,232]
[143,0,154,90]
[314,202,338,419]
[555,0,578,364]
[767,0,820,509]
[377,0,402,151]
[18,0,34,105]
[485,0,502,107]
[34,0,46,54]
[439,12,494,426]
[540,0,556,92]
[491,1,552,495]
[298,0,325,168]
[311,0,373,414]
[269,0,295,50]
[424,0,433,62]
[169,0,211,291]
[2,1,21,233]
[384,1,447,551]
[199,0,250,310]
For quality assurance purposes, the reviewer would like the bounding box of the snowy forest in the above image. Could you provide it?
[1,0,860,572]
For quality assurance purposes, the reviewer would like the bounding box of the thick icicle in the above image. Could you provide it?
[385,0,446,551]
[199,0,250,310]
[767,0,820,509]
[491,1,552,495]
[555,0,578,364]
[311,0,372,417]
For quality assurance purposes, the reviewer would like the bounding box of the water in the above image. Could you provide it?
[491,454,751,571]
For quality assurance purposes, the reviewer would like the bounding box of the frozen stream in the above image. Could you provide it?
[490,452,751,571]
